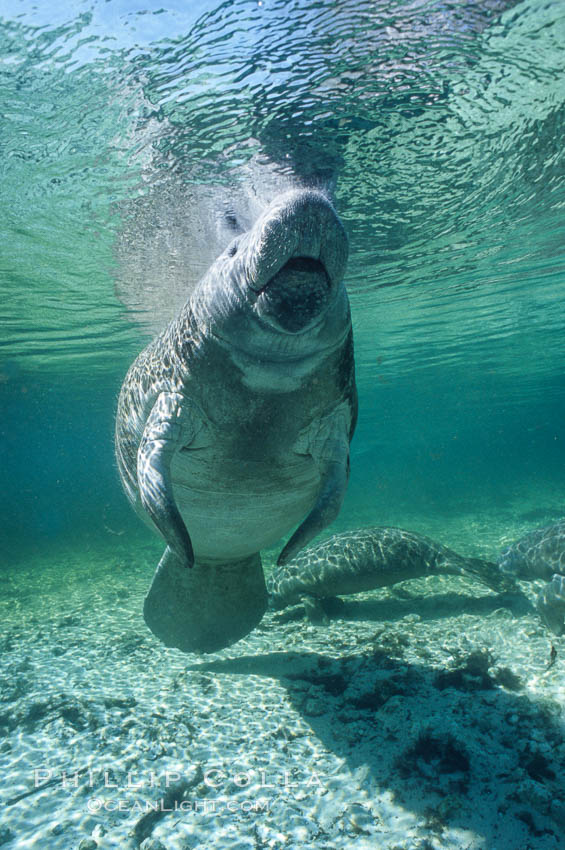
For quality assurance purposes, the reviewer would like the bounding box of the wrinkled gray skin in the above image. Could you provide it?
[267,526,516,621]
[114,157,329,335]
[115,189,357,653]
[498,519,565,635]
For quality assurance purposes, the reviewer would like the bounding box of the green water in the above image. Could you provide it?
[1,0,564,565]
[1,3,565,845]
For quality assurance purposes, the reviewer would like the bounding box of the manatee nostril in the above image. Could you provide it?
[224,210,239,231]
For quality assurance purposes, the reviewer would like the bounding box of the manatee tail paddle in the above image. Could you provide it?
[457,556,518,594]
[143,548,268,653]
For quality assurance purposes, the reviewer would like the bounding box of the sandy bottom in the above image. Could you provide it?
[1,499,564,850]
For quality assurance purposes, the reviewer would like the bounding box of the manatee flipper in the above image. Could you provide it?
[143,547,268,653]
[278,406,350,565]
[137,392,198,567]
[536,573,565,635]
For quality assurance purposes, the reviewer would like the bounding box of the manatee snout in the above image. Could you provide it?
[498,545,553,581]
[498,547,520,576]
[256,256,331,332]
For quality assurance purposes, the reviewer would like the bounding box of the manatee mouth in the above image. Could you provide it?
[255,256,332,333]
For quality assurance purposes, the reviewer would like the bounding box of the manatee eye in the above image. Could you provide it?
[227,239,238,257]
[224,210,239,231]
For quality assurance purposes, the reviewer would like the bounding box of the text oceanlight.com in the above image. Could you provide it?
[86,797,271,815]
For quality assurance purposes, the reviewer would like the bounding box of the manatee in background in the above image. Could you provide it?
[498,519,565,634]
[115,188,357,653]
[267,526,516,621]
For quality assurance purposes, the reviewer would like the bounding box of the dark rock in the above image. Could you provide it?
[351,678,405,710]
[0,826,14,846]
[59,615,79,627]
[103,696,137,710]
[396,730,471,792]
[435,651,496,692]
[77,839,98,850]
[60,704,87,730]
[493,667,523,691]
[519,749,556,782]
[140,839,167,850]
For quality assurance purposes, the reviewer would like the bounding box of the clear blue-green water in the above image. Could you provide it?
[1,1,565,848]
[1,0,564,562]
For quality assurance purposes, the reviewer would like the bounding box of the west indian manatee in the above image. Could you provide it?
[267,526,516,620]
[115,188,357,653]
[498,519,565,635]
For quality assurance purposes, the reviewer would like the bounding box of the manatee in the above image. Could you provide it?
[115,188,357,653]
[267,526,516,620]
[498,519,565,635]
